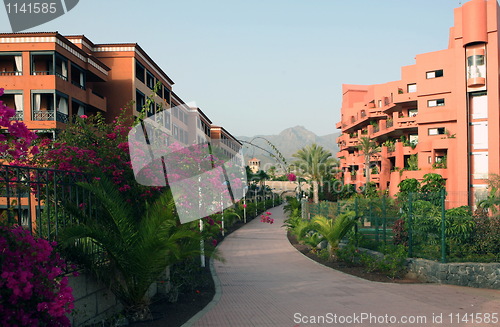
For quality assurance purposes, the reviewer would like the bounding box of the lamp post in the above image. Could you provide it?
[243,185,248,223]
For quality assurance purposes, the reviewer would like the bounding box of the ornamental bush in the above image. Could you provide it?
[0,226,75,326]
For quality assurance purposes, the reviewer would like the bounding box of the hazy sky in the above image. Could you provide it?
[0,0,463,136]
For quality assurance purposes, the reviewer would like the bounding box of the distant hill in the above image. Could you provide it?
[237,126,340,171]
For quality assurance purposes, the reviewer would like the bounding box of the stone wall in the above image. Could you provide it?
[68,273,123,326]
[68,269,167,326]
[407,258,500,290]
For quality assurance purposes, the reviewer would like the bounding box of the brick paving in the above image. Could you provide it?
[186,205,500,327]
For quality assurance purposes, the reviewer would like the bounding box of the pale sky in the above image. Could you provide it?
[0,0,463,136]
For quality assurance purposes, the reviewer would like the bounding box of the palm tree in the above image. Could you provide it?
[312,211,357,260]
[292,144,334,203]
[356,137,380,194]
[59,178,207,321]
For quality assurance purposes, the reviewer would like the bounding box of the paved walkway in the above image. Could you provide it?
[185,205,500,327]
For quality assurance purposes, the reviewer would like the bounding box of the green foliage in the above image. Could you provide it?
[336,243,362,266]
[59,178,210,321]
[292,143,335,203]
[284,197,301,214]
[361,245,408,279]
[169,257,212,295]
[302,232,323,249]
[405,154,418,171]
[356,137,381,196]
[311,212,357,259]
[292,220,314,242]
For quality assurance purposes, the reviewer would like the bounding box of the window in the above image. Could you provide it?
[470,93,487,119]
[31,51,67,80]
[467,55,486,79]
[0,52,23,76]
[407,83,417,93]
[472,152,488,179]
[135,60,145,83]
[409,134,418,145]
[70,63,86,89]
[164,110,171,129]
[147,101,155,117]
[31,91,68,123]
[72,100,86,117]
[472,122,488,149]
[2,91,24,120]
[426,69,444,79]
[136,89,145,112]
[428,99,445,107]
[428,127,445,135]
[408,108,418,117]
[378,100,382,108]
[146,71,155,89]
[163,86,171,104]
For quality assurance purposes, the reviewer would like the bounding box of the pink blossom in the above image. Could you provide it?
[79,115,88,119]
[287,173,297,182]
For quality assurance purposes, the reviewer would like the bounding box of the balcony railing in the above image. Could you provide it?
[9,111,24,121]
[0,71,22,76]
[32,110,69,123]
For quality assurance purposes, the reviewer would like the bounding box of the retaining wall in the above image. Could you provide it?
[407,258,500,290]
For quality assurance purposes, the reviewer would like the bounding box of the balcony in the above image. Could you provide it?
[9,111,24,121]
[0,53,22,76]
[393,88,418,104]
[395,116,417,129]
[32,110,69,123]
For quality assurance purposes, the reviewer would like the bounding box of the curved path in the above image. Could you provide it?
[185,205,500,327]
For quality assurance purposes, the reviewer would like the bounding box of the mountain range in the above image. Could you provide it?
[237,126,340,170]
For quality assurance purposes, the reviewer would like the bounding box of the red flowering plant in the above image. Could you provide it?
[0,88,39,164]
[260,211,274,224]
[29,109,164,208]
[0,226,75,326]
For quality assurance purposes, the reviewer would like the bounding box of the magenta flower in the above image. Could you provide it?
[287,173,297,182]
[79,115,88,119]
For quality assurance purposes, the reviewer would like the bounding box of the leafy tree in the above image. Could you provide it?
[292,144,335,203]
[311,211,357,260]
[421,173,446,205]
[478,174,500,213]
[59,178,213,321]
[356,137,380,195]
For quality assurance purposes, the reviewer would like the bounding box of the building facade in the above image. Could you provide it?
[0,32,109,138]
[0,32,240,156]
[336,0,500,207]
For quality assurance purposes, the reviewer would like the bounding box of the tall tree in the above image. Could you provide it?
[292,143,334,203]
[356,137,380,195]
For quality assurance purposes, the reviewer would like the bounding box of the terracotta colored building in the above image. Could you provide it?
[0,32,109,138]
[0,32,241,155]
[336,0,499,208]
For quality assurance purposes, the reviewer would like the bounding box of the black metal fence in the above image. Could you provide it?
[301,191,482,263]
[0,164,92,241]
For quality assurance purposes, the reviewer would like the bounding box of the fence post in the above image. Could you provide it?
[408,193,413,257]
[382,196,387,245]
[440,189,446,263]
[355,197,359,219]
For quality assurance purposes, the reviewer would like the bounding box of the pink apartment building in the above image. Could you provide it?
[336,0,500,207]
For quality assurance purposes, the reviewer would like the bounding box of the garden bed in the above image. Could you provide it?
[129,218,247,327]
[287,232,422,284]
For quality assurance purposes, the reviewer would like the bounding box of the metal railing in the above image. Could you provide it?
[0,165,92,241]
[32,110,69,123]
